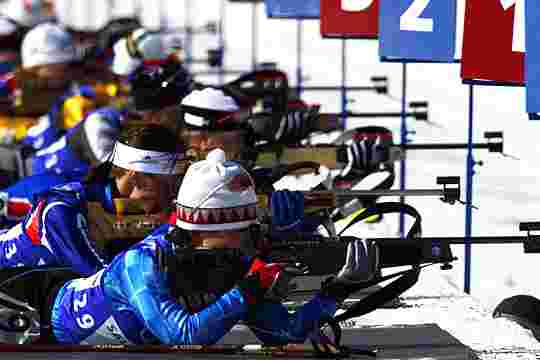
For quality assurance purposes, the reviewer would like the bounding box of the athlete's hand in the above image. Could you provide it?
[237,258,308,303]
[320,239,379,303]
[270,190,304,232]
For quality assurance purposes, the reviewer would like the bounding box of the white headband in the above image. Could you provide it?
[112,142,184,175]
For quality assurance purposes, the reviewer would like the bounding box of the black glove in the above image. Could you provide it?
[320,239,379,303]
[249,106,319,144]
[340,136,390,178]
[273,106,319,144]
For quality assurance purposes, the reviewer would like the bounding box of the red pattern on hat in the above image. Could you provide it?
[176,203,256,225]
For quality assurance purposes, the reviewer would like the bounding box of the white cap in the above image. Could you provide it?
[21,23,78,69]
[176,149,258,231]
[181,88,239,127]
[3,0,52,27]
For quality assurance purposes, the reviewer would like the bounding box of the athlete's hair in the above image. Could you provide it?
[84,124,182,185]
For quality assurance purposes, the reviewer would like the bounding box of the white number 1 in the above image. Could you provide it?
[400,0,433,32]
[341,0,374,12]
[501,0,525,53]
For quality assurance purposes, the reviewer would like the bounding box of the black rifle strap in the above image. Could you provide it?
[334,268,420,323]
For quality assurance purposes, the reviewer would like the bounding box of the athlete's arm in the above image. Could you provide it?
[43,205,105,276]
[119,244,249,345]
[246,296,337,345]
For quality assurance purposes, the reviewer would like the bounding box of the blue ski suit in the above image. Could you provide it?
[0,182,113,276]
[19,84,97,151]
[0,107,124,228]
[0,172,75,228]
[51,224,337,345]
[31,106,123,177]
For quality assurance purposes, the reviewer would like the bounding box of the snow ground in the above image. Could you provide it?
[189,1,540,305]
[199,2,540,356]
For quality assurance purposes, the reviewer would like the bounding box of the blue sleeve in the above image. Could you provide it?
[43,205,105,276]
[0,76,11,97]
[119,246,249,345]
[5,173,72,201]
[78,85,96,98]
[20,115,59,151]
[246,296,337,345]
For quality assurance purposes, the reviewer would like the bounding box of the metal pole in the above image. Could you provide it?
[340,39,347,130]
[399,62,408,238]
[219,0,226,85]
[184,0,192,71]
[251,1,258,70]
[296,19,303,98]
[464,84,475,294]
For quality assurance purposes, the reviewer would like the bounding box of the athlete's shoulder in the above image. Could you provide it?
[39,182,88,207]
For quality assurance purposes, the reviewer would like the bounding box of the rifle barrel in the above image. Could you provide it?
[402,143,490,150]
[369,236,525,244]
[327,189,447,198]
[293,86,378,92]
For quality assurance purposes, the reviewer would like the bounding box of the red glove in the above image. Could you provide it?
[237,258,308,304]
[247,259,284,290]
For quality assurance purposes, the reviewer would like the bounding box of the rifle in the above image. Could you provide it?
[256,127,503,170]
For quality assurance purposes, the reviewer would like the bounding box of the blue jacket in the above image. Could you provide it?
[0,172,77,227]
[51,224,337,345]
[0,182,112,276]
[31,107,123,177]
[20,85,96,151]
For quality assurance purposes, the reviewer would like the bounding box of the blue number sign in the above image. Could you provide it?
[379,0,457,62]
[264,0,320,19]
[526,0,540,113]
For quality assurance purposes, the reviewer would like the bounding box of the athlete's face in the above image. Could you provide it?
[139,105,180,130]
[192,230,243,249]
[116,170,177,213]
[184,129,247,162]
[32,63,77,89]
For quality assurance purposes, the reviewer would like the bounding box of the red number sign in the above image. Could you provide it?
[461,0,525,84]
[320,0,379,39]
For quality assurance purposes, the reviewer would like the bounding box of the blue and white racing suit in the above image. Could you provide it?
[0,182,112,276]
[51,224,337,345]
[20,85,96,152]
[31,107,123,176]
[0,172,75,227]
[0,107,124,228]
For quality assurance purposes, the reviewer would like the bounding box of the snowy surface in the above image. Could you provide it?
[197,2,540,356]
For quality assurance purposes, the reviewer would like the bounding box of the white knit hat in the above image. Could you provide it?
[21,23,79,69]
[181,88,239,127]
[176,149,258,231]
[3,0,52,27]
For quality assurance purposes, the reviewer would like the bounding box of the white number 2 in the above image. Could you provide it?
[501,0,525,53]
[400,0,433,33]
[341,0,374,12]
[73,293,88,312]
